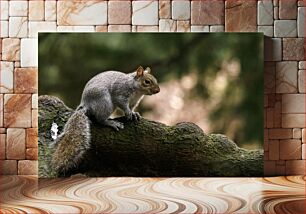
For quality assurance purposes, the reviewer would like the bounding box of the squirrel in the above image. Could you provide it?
[51,66,160,176]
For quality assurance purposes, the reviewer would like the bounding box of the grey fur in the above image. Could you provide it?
[52,68,159,176]
[80,71,148,130]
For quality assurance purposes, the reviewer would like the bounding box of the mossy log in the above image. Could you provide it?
[38,95,263,177]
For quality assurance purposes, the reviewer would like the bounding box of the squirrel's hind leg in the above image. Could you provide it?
[85,93,122,130]
[90,105,124,130]
[86,93,124,131]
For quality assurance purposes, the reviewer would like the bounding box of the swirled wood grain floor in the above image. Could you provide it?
[0,176,305,214]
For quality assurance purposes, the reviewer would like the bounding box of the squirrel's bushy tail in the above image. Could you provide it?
[51,107,91,176]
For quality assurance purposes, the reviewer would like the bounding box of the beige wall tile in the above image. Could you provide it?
[264,38,281,61]
[172,1,190,20]
[14,68,38,93]
[108,1,131,24]
[258,0,273,25]
[177,21,190,32]
[57,1,107,25]
[0,1,9,20]
[297,7,305,37]
[280,139,301,160]
[4,94,31,128]
[279,0,297,19]
[275,164,285,175]
[29,1,45,21]
[293,128,302,139]
[95,26,108,32]
[274,101,282,128]
[285,160,305,175]
[266,108,274,128]
[282,94,305,113]
[20,38,38,67]
[258,26,273,37]
[159,1,171,19]
[0,95,3,127]
[6,128,26,159]
[191,25,209,32]
[31,109,38,128]
[264,160,276,176]
[45,1,57,21]
[298,70,305,93]
[0,134,5,159]
[26,148,38,160]
[57,26,95,32]
[0,61,14,93]
[18,160,38,175]
[2,38,20,61]
[269,128,292,139]
[283,38,305,61]
[276,61,298,93]
[9,1,28,17]
[108,25,131,32]
[136,26,159,32]
[1,21,9,37]
[274,20,297,37]
[225,0,256,32]
[159,19,176,32]
[298,0,305,6]
[0,160,17,175]
[210,25,225,32]
[132,25,137,32]
[132,1,158,25]
[14,61,21,68]
[282,114,305,128]
[264,62,275,93]
[193,0,224,25]
[269,140,279,160]
[28,21,57,38]
[32,94,38,109]
[9,17,28,38]
[26,128,38,148]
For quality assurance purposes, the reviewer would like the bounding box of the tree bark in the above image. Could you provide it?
[38,95,263,177]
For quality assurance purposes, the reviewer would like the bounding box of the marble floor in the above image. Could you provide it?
[0,176,305,214]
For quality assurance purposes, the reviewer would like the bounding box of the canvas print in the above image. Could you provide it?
[38,33,263,178]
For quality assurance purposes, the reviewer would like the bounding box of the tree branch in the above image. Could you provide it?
[38,95,263,177]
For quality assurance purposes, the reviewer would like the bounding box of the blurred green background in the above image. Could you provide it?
[39,33,263,149]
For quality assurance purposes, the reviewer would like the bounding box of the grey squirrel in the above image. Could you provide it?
[51,66,160,176]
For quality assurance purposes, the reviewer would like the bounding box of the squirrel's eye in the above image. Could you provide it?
[144,79,151,85]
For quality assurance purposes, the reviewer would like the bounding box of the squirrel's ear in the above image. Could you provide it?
[145,67,151,74]
[136,66,144,77]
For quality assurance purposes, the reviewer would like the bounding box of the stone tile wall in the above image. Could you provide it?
[0,0,305,176]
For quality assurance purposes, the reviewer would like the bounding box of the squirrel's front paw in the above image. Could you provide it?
[104,120,124,131]
[113,121,124,130]
[126,111,141,121]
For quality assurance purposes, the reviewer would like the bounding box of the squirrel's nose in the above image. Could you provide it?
[154,87,160,93]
